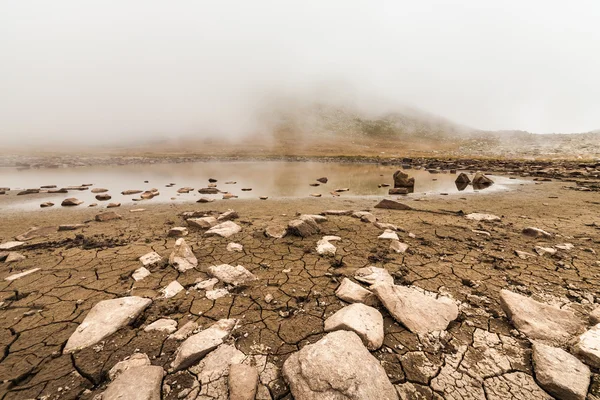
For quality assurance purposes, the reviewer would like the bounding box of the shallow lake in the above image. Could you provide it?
[0,161,524,210]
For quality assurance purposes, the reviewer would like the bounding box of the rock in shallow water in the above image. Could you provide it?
[63,296,152,353]
[372,284,458,333]
[282,330,398,400]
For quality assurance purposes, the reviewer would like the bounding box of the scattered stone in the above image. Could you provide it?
[40,202,54,208]
[187,216,218,229]
[171,318,237,371]
[61,197,83,206]
[0,241,24,250]
[58,224,86,231]
[227,242,243,252]
[91,188,108,193]
[206,288,229,300]
[317,177,328,183]
[378,229,399,240]
[390,240,409,253]
[168,227,188,237]
[335,278,379,306]
[121,190,143,195]
[145,318,178,334]
[162,281,184,298]
[590,307,600,325]
[208,178,218,183]
[334,188,350,192]
[372,284,458,333]
[322,209,353,215]
[95,211,122,222]
[354,266,394,286]
[556,243,575,251]
[316,235,341,256]
[4,252,25,263]
[169,238,198,272]
[499,289,584,344]
[532,341,590,400]
[523,227,553,238]
[139,251,162,266]
[107,202,121,208]
[393,170,415,188]
[264,293,274,304]
[575,324,600,368]
[388,188,409,195]
[310,193,322,197]
[17,188,40,195]
[16,226,55,241]
[535,246,557,256]
[95,193,111,201]
[374,199,412,210]
[177,187,194,193]
[300,214,328,223]
[241,188,252,191]
[265,225,287,239]
[287,218,319,237]
[374,221,399,230]
[229,364,259,400]
[141,190,157,199]
[169,321,199,340]
[102,365,163,400]
[132,267,151,281]
[208,264,257,286]
[455,172,471,184]
[223,193,238,199]
[205,221,242,238]
[259,196,268,200]
[217,209,239,221]
[515,250,536,259]
[324,303,384,350]
[194,278,219,291]
[465,213,501,222]
[5,268,40,281]
[198,187,220,194]
[63,296,152,353]
[197,197,215,203]
[282,331,398,400]
[108,353,151,380]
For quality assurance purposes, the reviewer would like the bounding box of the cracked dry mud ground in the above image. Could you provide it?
[1,178,599,400]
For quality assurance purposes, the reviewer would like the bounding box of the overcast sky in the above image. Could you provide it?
[1,0,599,145]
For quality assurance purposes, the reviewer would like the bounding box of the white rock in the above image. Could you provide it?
[316,235,341,256]
[535,246,557,256]
[194,278,219,291]
[300,214,328,223]
[208,264,257,286]
[169,238,198,272]
[5,252,25,262]
[171,319,237,371]
[108,353,151,380]
[465,213,501,222]
[217,209,239,221]
[227,242,244,252]
[523,227,553,238]
[190,344,246,399]
[378,229,399,240]
[264,225,287,239]
[229,364,259,400]
[335,278,378,306]
[4,268,40,281]
[169,321,199,340]
[390,240,409,253]
[282,331,398,400]
[322,209,353,216]
[354,266,394,286]
[139,251,162,266]
[499,289,584,344]
[374,222,399,231]
[372,284,458,333]
[324,303,384,350]
[132,267,151,281]
[205,221,242,238]
[168,227,189,237]
[64,296,152,353]
[206,288,229,300]
[0,241,24,250]
[533,342,590,400]
[102,365,163,400]
[145,318,178,334]
[162,281,184,298]
[187,216,218,229]
[575,324,600,368]
[556,243,575,251]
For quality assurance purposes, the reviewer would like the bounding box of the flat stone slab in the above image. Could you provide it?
[0,241,24,250]
[64,296,152,353]
[187,216,217,229]
[204,221,242,238]
[287,218,319,237]
[102,365,163,400]
[208,264,257,286]
[132,267,151,281]
[390,240,409,253]
[324,303,384,350]
[108,353,151,380]
[145,319,178,334]
[354,266,394,286]
[282,330,398,400]
[162,281,184,298]
[229,364,259,400]
[171,319,237,371]
[499,289,585,344]
[169,238,197,272]
[533,342,590,400]
[378,229,399,240]
[575,324,600,369]
[335,278,379,306]
[465,213,501,222]
[189,344,246,398]
[139,251,162,266]
[169,321,198,341]
[372,284,458,333]
[374,199,412,210]
[5,268,40,281]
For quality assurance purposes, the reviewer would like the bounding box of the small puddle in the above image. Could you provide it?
[0,161,526,211]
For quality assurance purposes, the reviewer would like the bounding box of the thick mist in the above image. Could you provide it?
[1,0,599,148]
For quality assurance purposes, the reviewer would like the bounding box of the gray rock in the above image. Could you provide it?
[324,303,384,350]
[64,296,152,353]
[282,330,398,400]
[102,365,163,400]
[455,173,471,184]
[372,284,458,333]
[208,264,257,286]
[533,342,590,400]
[169,238,198,272]
[187,216,218,229]
[499,289,584,344]
[230,364,259,400]
[287,218,319,237]
[472,171,494,186]
[204,221,242,238]
[171,319,237,371]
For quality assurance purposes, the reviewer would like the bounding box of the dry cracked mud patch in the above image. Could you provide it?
[0,178,599,400]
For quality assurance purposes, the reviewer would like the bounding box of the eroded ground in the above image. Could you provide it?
[1,177,600,399]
